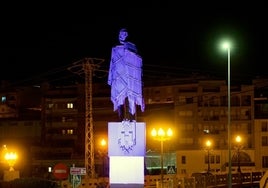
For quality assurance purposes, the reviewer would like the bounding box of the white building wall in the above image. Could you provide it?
[176,149,256,176]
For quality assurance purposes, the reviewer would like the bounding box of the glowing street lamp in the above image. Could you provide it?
[151,128,173,188]
[99,138,108,177]
[205,140,212,173]
[5,152,18,171]
[100,138,107,148]
[221,39,232,188]
[235,135,242,173]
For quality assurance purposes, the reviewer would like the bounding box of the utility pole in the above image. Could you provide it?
[68,57,105,178]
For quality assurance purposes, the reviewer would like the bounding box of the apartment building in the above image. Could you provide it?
[0,78,268,177]
[144,79,256,175]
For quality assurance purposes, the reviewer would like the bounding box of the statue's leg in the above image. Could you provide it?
[123,102,127,120]
[118,105,124,121]
[129,105,137,122]
[129,113,136,122]
[118,103,128,121]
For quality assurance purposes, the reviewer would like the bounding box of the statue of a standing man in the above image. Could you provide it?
[108,28,145,121]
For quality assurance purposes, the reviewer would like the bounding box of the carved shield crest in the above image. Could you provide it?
[118,120,136,153]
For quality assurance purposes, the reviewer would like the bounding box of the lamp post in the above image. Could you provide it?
[205,140,212,173]
[222,41,232,188]
[99,138,107,177]
[151,128,173,188]
[235,135,242,173]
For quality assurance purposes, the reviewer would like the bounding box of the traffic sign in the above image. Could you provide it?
[72,175,81,188]
[53,163,69,180]
[70,167,86,175]
[167,165,176,174]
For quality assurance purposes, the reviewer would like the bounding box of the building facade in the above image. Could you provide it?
[0,78,268,177]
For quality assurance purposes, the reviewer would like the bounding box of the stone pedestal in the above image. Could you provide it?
[108,121,146,188]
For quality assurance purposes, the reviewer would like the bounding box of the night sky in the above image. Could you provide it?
[1,5,267,86]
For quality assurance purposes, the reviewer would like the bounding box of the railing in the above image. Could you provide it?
[144,171,264,188]
[55,171,264,188]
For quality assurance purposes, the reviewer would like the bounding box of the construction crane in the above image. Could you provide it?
[68,57,105,178]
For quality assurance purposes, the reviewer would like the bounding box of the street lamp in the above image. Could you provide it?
[235,135,242,173]
[99,138,107,177]
[151,128,173,188]
[221,40,232,188]
[205,140,212,173]
[5,152,18,171]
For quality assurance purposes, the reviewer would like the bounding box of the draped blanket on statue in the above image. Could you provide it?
[108,45,145,115]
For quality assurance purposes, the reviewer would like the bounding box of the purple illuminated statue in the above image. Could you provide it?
[108,28,145,121]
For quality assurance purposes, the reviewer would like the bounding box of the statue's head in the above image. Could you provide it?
[119,28,128,44]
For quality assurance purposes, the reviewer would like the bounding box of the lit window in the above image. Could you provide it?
[67,103,73,109]
[67,129,73,134]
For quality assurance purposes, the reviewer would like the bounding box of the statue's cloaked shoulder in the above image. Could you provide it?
[124,42,137,54]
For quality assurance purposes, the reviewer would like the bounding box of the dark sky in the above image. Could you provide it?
[1,5,267,85]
